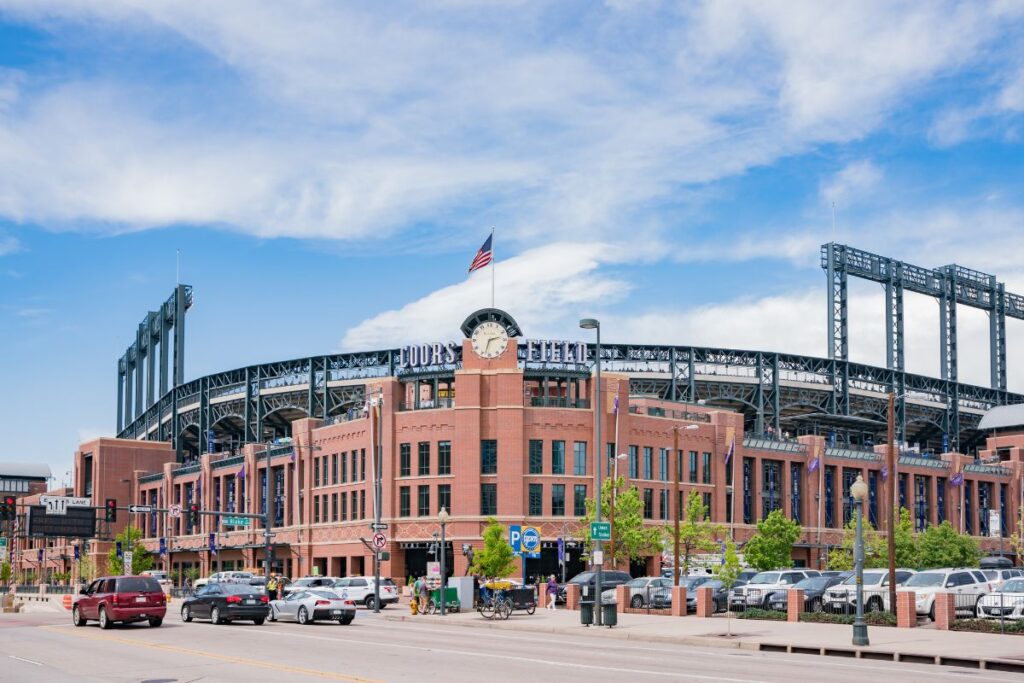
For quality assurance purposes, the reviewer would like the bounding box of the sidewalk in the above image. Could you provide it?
[384,607,1024,672]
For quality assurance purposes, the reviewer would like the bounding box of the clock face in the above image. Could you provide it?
[470,321,510,359]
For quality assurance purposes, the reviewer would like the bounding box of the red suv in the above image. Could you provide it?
[73,576,167,628]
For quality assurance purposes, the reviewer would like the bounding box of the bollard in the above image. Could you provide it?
[896,591,916,628]
[615,584,629,612]
[787,589,804,623]
[696,586,714,617]
[566,583,581,611]
[670,586,688,617]
[933,592,955,631]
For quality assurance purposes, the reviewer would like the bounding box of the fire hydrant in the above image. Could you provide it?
[410,597,419,615]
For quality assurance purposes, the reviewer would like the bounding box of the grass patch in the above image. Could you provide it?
[800,611,896,627]
[735,608,786,621]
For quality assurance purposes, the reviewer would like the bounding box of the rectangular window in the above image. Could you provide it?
[400,444,411,477]
[915,475,930,532]
[791,463,802,525]
[341,452,348,483]
[481,440,498,474]
[573,441,587,476]
[552,441,565,475]
[529,440,543,474]
[399,487,410,517]
[481,483,497,515]
[742,458,753,524]
[438,441,451,475]
[418,485,430,517]
[898,473,907,511]
[332,454,338,485]
[321,457,328,487]
[842,468,859,525]
[689,451,698,483]
[529,483,543,516]
[702,452,712,484]
[763,460,782,520]
[825,466,836,528]
[703,492,712,516]
[438,484,451,513]
[643,488,653,519]
[551,484,565,516]
[643,447,653,480]
[979,482,991,536]
[341,492,348,521]
[360,449,366,481]
[659,489,669,520]
[351,450,358,482]
[360,489,365,519]
[629,445,638,478]
[314,495,320,523]
[332,492,338,521]
[868,469,879,527]
[574,484,587,516]
[937,477,947,523]
[606,443,615,477]
[965,480,973,535]
[314,458,321,487]
[418,442,430,476]
[321,495,328,524]
[659,448,669,482]
[351,489,358,519]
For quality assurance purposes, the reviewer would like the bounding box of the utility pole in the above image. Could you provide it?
[886,391,897,615]
[369,392,384,614]
[264,443,273,578]
[673,426,681,586]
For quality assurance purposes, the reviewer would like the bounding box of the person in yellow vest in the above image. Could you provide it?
[267,575,278,601]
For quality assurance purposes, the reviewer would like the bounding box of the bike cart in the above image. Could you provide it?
[424,586,460,614]
[477,581,536,620]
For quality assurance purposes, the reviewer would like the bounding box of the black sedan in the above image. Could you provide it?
[649,576,714,609]
[181,583,269,625]
[766,575,846,612]
[683,579,744,613]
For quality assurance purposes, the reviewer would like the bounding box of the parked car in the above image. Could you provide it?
[558,570,631,604]
[649,575,715,609]
[73,576,167,629]
[684,579,735,613]
[207,571,255,585]
[181,583,269,625]
[980,568,1023,590]
[823,569,915,613]
[331,576,399,609]
[283,576,341,595]
[602,576,671,608]
[767,575,847,612]
[899,568,993,621]
[730,569,820,610]
[269,589,356,625]
[977,577,1024,620]
[140,570,173,595]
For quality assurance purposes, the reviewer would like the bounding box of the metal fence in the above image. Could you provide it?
[820,587,892,616]
[962,592,1023,633]
[622,585,672,612]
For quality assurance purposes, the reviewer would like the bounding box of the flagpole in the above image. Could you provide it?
[490,227,495,308]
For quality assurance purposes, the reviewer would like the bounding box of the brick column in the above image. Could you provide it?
[896,591,916,628]
[566,583,580,611]
[934,592,956,630]
[615,584,629,612]
[670,586,687,617]
[787,589,804,623]
[696,586,714,617]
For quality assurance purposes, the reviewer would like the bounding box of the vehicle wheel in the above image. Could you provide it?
[762,597,773,610]
[72,606,86,627]
[339,616,354,625]
[268,607,276,622]
[253,618,265,626]
[630,595,644,609]
[98,607,112,630]
[928,603,936,622]
[810,598,823,613]
[526,603,536,615]
[974,595,983,614]
[148,617,163,628]
[297,607,310,625]
[365,596,376,610]
[499,601,513,620]
[181,605,193,622]
[211,606,222,625]
[866,597,883,613]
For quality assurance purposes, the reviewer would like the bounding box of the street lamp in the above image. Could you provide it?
[672,424,700,586]
[438,506,449,617]
[609,452,628,562]
[850,474,869,647]
[579,317,603,625]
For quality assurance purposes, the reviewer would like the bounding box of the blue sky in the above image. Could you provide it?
[1,1,1024,483]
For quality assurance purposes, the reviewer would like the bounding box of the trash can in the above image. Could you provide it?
[601,601,617,627]
[580,601,594,626]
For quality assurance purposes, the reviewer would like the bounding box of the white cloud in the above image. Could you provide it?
[0,233,18,255]
[819,160,883,208]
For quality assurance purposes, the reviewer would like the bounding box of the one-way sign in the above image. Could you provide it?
[128,505,153,514]
[369,523,387,531]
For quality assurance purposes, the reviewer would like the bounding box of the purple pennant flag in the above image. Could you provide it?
[613,396,618,415]
[291,446,297,463]
[881,465,889,481]
[239,462,246,481]
[808,457,820,473]
[724,439,735,465]
[950,471,964,486]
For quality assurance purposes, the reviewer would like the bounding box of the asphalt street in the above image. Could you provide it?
[0,607,1019,683]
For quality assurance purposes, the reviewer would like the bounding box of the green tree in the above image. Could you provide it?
[743,509,801,571]
[827,516,886,571]
[470,518,517,579]
[0,560,11,589]
[78,556,97,584]
[664,490,723,577]
[878,507,917,569]
[582,477,662,566]
[184,567,201,584]
[916,521,981,569]
[714,538,743,635]
[105,526,154,576]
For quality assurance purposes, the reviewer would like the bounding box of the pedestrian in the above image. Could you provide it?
[546,574,558,610]
[418,575,429,612]
[267,574,278,601]
[412,576,422,613]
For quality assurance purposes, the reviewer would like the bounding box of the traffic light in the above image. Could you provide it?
[105,498,117,522]
[189,503,200,527]
[1,495,15,521]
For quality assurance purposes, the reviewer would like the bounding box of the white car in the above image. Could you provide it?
[977,577,1024,620]
[730,569,820,610]
[600,576,671,608]
[822,569,915,613]
[899,568,993,620]
[980,568,1024,591]
[206,571,255,585]
[268,589,356,625]
[331,576,400,609]
[283,576,341,595]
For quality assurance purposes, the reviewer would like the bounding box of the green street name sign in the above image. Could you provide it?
[590,521,611,541]
[223,516,251,527]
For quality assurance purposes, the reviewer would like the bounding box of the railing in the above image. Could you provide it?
[969,592,1024,633]
[211,454,246,470]
[528,397,590,409]
[325,409,368,425]
[172,463,201,476]
[744,437,808,453]
[819,587,893,616]
[399,398,455,411]
[138,472,165,484]
[633,406,712,422]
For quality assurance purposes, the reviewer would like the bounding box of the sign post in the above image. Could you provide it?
[123,550,134,576]
[590,522,611,541]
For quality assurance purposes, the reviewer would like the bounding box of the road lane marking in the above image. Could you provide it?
[9,655,43,666]
[41,626,381,682]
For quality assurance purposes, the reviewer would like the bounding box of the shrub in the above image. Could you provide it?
[951,618,1024,635]
[799,611,896,627]
[736,608,786,621]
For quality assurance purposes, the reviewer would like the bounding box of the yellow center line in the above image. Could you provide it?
[41,626,381,683]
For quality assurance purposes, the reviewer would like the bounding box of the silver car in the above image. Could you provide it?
[268,589,356,625]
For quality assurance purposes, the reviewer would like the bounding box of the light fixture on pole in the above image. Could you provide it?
[850,474,869,647]
[438,506,449,617]
[673,424,700,586]
[579,317,603,626]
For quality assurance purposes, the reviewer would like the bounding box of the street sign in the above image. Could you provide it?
[509,524,522,554]
[369,523,387,531]
[592,550,604,565]
[372,533,387,549]
[989,510,1001,538]
[427,561,440,578]
[0,537,7,548]
[521,526,540,559]
[168,504,182,519]
[223,516,251,527]
[26,505,96,538]
[128,505,153,514]
[0,548,7,562]
[39,495,90,516]
[123,551,134,576]
[590,521,611,541]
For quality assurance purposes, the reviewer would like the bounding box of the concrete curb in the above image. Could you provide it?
[381,613,1024,672]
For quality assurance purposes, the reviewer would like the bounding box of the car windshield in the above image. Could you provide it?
[223,584,259,595]
[380,578,396,586]
[310,590,338,599]
[999,580,1024,593]
[842,572,884,586]
[679,577,705,588]
[626,578,647,588]
[795,577,829,590]
[570,572,594,584]
[116,577,161,592]
[749,573,780,585]
[293,578,315,586]
[903,572,944,588]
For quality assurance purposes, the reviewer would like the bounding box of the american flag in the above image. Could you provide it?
[468,234,493,273]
